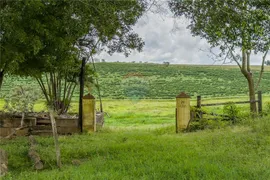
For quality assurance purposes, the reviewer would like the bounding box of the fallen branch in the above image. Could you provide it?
[28,135,44,170]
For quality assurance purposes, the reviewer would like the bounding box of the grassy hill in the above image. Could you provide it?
[1,63,270,99]
[94,63,270,98]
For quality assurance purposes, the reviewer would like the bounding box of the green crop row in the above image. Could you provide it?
[1,63,270,99]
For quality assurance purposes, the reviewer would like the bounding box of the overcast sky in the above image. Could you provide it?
[98,4,269,65]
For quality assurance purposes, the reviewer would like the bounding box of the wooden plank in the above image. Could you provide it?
[0,128,13,137]
[36,120,51,125]
[36,118,78,127]
[0,118,36,128]
[201,100,258,107]
[0,127,29,137]
[55,118,78,127]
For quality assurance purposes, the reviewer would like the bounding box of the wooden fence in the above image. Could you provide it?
[194,91,263,120]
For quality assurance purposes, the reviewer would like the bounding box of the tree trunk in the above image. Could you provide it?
[79,57,86,132]
[240,49,257,114]
[0,70,4,90]
[49,110,62,168]
[246,74,257,113]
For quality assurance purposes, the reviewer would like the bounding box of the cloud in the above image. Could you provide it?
[98,10,269,65]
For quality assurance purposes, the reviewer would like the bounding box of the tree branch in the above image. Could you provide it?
[255,49,269,90]
[229,49,242,70]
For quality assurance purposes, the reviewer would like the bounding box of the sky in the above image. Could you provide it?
[98,3,269,65]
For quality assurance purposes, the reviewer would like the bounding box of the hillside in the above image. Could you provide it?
[1,63,270,99]
[94,63,270,98]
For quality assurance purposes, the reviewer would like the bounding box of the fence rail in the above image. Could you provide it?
[195,91,263,118]
[200,100,259,107]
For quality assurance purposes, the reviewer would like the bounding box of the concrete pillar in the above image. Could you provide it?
[82,94,96,132]
[176,92,190,133]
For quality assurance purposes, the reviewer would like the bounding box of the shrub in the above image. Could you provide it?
[4,85,40,113]
[223,103,240,123]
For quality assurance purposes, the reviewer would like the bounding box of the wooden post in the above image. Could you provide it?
[258,91,262,114]
[176,92,190,133]
[79,57,86,132]
[82,94,96,132]
[49,110,62,168]
[0,149,8,177]
[197,96,202,119]
[175,108,178,133]
[197,96,201,108]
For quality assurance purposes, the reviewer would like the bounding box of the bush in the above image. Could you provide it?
[4,85,40,113]
[223,103,240,123]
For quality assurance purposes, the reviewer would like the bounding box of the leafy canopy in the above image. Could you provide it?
[169,0,270,54]
[0,0,146,77]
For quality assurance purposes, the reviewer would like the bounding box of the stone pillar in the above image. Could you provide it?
[82,94,96,132]
[176,92,190,133]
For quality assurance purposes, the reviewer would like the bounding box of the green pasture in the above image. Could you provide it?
[1,116,270,180]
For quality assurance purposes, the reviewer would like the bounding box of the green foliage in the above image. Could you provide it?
[223,103,240,123]
[4,85,39,113]
[122,77,149,101]
[188,118,231,132]
[9,0,145,74]
[169,0,270,54]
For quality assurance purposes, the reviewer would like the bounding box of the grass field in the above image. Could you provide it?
[1,97,270,179]
[1,115,270,180]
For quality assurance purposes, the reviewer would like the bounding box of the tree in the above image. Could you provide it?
[1,0,146,113]
[265,60,270,66]
[169,0,270,113]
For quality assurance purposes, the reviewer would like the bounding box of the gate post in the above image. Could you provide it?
[258,91,262,114]
[176,92,190,133]
[197,95,202,119]
[82,94,96,132]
